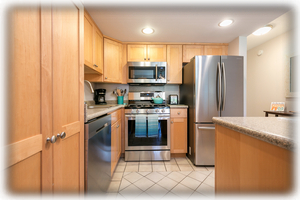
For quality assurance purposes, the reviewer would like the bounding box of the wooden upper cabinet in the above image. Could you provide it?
[182,45,204,62]
[167,45,182,84]
[127,44,166,62]
[103,38,122,83]
[204,45,228,55]
[84,10,103,74]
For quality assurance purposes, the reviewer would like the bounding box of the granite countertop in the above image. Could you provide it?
[168,104,188,108]
[212,117,296,151]
[86,104,125,122]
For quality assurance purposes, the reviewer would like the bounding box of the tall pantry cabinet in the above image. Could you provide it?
[7,1,84,193]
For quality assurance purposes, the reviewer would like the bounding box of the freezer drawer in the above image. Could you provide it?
[194,124,215,166]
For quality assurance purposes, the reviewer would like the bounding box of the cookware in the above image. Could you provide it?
[152,97,163,104]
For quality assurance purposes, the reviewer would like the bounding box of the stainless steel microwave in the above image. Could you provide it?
[127,62,167,84]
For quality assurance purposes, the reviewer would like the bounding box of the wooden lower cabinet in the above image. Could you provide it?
[215,125,293,193]
[8,2,84,194]
[109,109,123,175]
[170,108,187,154]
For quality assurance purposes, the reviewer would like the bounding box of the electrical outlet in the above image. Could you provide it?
[189,147,191,155]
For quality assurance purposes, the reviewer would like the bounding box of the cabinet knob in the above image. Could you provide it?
[93,64,98,67]
[57,131,66,139]
[117,125,120,128]
[148,58,150,60]
[177,112,181,115]
[171,121,174,124]
[144,58,146,60]
[167,79,170,81]
[46,135,57,143]
[105,77,108,79]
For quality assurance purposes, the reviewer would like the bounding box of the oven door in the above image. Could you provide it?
[125,114,170,150]
[127,62,167,84]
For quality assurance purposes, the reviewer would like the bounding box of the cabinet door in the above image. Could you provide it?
[147,45,167,61]
[94,28,103,74]
[104,38,121,83]
[167,45,182,84]
[183,45,204,62]
[52,3,84,192]
[170,118,187,153]
[204,45,228,55]
[127,45,147,62]
[84,13,93,68]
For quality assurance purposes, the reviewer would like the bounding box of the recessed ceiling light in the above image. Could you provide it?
[142,28,154,34]
[218,20,233,27]
[252,25,273,36]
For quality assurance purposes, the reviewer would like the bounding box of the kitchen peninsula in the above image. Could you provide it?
[213,117,295,193]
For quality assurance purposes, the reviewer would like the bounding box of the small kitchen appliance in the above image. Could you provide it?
[94,89,106,105]
[124,91,170,161]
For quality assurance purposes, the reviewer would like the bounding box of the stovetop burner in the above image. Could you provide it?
[126,103,169,109]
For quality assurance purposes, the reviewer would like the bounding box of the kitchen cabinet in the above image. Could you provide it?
[170,109,187,154]
[7,2,84,193]
[204,45,228,55]
[167,45,183,84]
[103,38,122,83]
[109,109,122,175]
[84,10,103,74]
[182,45,204,63]
[127,44,166,62]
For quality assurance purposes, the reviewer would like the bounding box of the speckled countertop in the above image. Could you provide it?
[212,117,296,151]
[168,104,188,108]
[85,105,125,122]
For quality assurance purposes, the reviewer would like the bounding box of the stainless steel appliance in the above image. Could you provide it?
[84,114,111,193]
[125,91,170,161]
[94,89,106,105]
[127,62,167,84]
[180,55,244,166]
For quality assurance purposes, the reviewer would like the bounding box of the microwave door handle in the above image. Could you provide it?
[155,64,157,81]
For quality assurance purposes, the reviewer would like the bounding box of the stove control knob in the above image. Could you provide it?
[161,109,165,113]
[136,109,139,113]
[155,109,159,113]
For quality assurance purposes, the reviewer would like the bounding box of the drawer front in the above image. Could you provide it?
[109,109,122,125]
[171,109,187,118]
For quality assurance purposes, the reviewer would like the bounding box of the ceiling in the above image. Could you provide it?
[85,1,292,45]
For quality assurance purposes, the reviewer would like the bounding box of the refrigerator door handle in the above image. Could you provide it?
[216,62,221,111]
[221,62,226,111]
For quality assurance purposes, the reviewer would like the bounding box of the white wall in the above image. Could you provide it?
[247,30,297,116]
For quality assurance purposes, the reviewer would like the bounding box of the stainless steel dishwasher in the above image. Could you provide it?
[84,114,111,194]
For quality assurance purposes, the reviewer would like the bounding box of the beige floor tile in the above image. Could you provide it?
[133,177,155,191]
[180,176,201,190]
[167,171,186,182]
[107,181,121,193]
[178,164,193,171]
[123,172,143,183]
[139,161,152,165]
[115,165,126,172]
[197,170,213,176]
[138,171,151,176]
[192,166,208,171]
[137,191,154,199]
[164,158,177,165]
[196,182,215,197]
[158,171,171,176]
[188,171,208,182]
[206,166,215,171]
[163,192,181,199]
[139,164,152,172]
[152,161,165,165]
[179,171,192,176]
[124,165,139,172]
[119,184,143,199]
[145,184,169,199]
[209,170,215,178]
[112,172,123,181]
[157,176,178,191]
[189,191,207,199]
[152,164,166,172]
[123,171,131,177]
[119,179,131,191]
[145,172,165,183]
[203,176,214,187]
[126,161,139,165]
[165,164,180,172]
[171,183,194,199]
[175,157,190,165]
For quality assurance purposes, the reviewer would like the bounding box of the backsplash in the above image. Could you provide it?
[84,82,180,104]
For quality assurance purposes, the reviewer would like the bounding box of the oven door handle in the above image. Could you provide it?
[125,115,170,120]
[155,64,158,81]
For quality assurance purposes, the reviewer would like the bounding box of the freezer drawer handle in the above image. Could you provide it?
[197,127,215,130]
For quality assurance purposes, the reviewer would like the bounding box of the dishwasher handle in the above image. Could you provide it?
[96,123,108,133]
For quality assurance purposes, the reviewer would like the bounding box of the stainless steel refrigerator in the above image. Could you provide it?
[180,55,244,166]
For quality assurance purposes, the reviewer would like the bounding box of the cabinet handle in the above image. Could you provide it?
[46,135,57,143]
[177,112,181,115]
[57,131,66,139]
[93,64,98,67]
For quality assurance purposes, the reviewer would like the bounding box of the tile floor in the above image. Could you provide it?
[105,157,215,199]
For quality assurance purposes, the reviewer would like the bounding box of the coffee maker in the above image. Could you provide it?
[94,89,107,105]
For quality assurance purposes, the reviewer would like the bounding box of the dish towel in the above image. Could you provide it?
[135,114,147,137]
[148,114,158,137]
